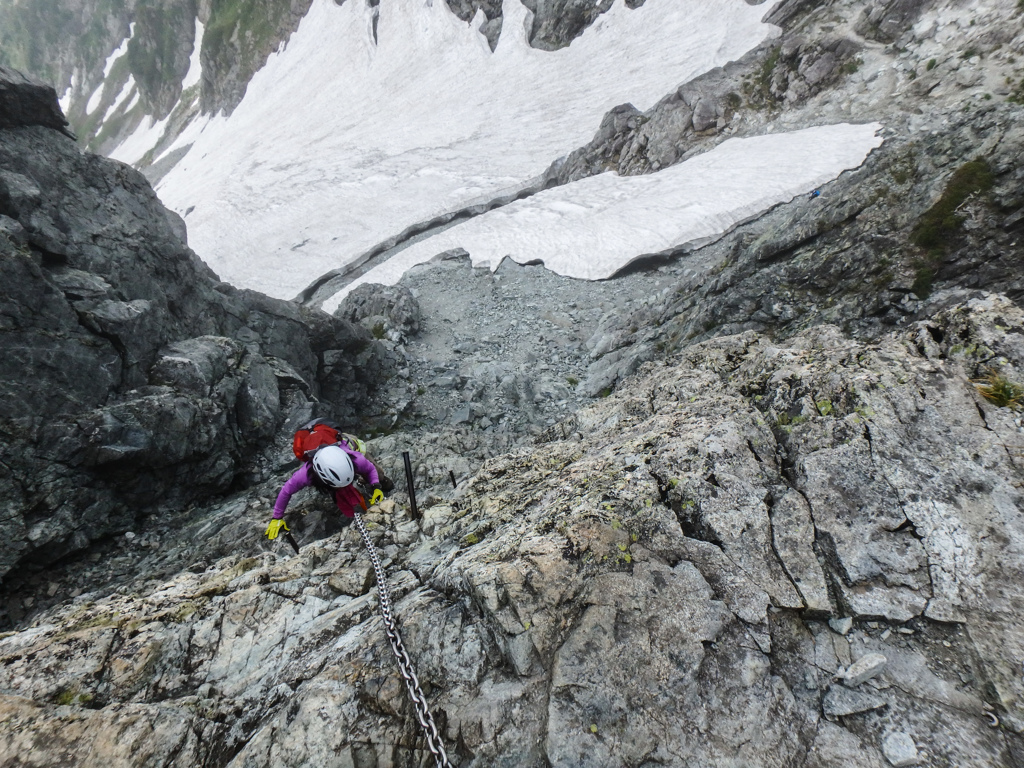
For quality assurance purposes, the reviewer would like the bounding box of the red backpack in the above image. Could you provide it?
[291,420,366,461]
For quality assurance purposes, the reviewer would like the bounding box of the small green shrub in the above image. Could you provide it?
[975,370,1024,408]
[926,58,937,71]
[371,322,386,339]
[911,159,994,254]
[841,56,863,75]
[744,47,782,109]
[54,689,93,707]
[566,376,579,387]
[1009,77,1024,105]
[961,48,980,60]
[912,266,934,298]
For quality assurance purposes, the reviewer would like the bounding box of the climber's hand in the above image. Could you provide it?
[370,485,384,506]
[265,518,289,540]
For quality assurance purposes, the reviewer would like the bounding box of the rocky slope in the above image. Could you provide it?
[0,66,387,595]
[537,0,1024,399]
[2,0,1024,766]
[3,293,1024,766]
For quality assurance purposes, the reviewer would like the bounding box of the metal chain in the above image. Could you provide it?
[353,511,454,768]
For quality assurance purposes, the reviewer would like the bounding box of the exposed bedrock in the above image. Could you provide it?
[2,294,1023,766]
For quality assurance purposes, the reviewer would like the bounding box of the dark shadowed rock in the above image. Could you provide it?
[0,66,384,579]
[0,65,69,134]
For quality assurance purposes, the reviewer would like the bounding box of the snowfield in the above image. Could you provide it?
[323,122,884,310]
[149,0,786,299]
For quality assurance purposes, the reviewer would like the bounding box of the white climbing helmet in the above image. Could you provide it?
[312,445,355,488]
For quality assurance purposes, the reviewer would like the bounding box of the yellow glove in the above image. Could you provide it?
[265,518,289,540]
[370,486,384,506]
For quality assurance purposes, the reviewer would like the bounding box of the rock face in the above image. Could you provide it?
[0,68,382,581]
[0,65,71,134]
[2,294,1023,766]
[3,1,1024,765]
[337,282,422,344]
[553,0,1024,399]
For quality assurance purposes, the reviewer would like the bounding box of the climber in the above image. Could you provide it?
[266,441,384,542]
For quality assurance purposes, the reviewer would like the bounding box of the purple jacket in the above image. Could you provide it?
[273,444,380,519]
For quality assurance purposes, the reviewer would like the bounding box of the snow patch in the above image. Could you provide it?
[324,123,884,310]
[86,23,135,115]
[59,69,78,114]
[154,114,212,165]
[102,75,137,123]
[182,20,204,90]
[109,114,171,166]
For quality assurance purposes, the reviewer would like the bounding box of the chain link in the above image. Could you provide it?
[353,512,454,768]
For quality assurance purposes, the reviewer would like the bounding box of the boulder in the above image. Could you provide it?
[336,283,421,343]
[0,65,70,133]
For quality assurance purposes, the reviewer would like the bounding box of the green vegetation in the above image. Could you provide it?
[0,1,75,81]
[891,160,914,186]
[1009,77,1024,105]
[975,370,1024,409]
[758,47,780,90]
[926,58,937,71]
[742,46,781,109]
[54,687,94,707]
[911,160,994,254]
[841,56,863,75]
[164,597,209,624]
[566,376,579,387]
[206,0,279,69]
[56,689,78,706]
[0,0,129,86]
[371,322,387,340]
[911,266,934,299]
[127,0,197,114]
[776,412,807,431]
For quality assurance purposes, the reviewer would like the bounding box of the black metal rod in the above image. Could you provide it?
[449,470,457,489]
[403,451,419,520]
[285,531,300,555]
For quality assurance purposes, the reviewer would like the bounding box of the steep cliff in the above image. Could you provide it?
[0,66,386,583]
